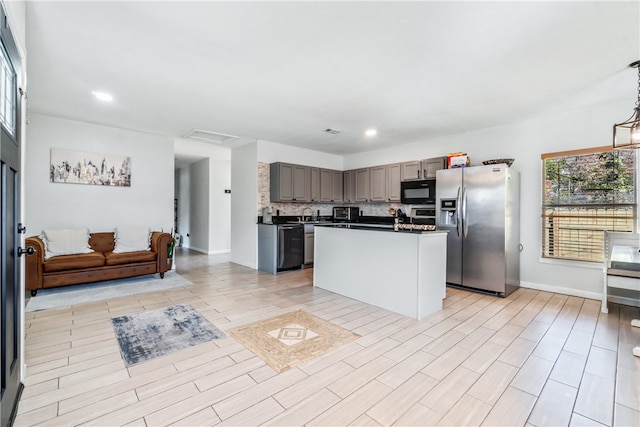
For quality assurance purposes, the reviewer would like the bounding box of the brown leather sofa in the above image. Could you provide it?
[25,231,173,296]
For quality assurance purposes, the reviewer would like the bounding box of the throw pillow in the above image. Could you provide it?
[113,227,151,253]
[41,228,93,260]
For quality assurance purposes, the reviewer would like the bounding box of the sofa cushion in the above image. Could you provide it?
[105,250,156,266]
[41,228,93,260]
[89,232,116,253]
[113,227,151,253]
[43,252,106,273]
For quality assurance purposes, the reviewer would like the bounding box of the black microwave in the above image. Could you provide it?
[400,179,436,204]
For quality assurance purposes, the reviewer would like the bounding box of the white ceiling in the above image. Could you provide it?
[25,1,640,156]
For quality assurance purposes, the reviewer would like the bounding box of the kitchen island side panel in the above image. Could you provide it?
[313,226,447,319]
[417,233,448,318]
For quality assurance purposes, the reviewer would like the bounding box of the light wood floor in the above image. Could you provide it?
[15,249,640,426]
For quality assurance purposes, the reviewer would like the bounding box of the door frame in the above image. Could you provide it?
[0,4,24,426]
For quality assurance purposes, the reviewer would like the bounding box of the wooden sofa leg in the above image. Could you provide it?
[160,272,164,279]
[30,289,37,297]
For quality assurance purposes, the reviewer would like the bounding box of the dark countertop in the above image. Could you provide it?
[315,223,446,235]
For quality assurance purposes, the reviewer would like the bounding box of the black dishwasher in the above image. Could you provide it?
[277,224,304,271]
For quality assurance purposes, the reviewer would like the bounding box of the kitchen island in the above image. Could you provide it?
[313,225,448,320]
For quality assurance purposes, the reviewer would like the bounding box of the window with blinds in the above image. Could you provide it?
[0,41,16,136]
[542,146,636,263]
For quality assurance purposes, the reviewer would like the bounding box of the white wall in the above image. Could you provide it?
[175,167,190,246]
[230,139,344,268]
[25,114,174,234]
[210,158,231,253]
[187,159,210,253]
[231,141,258,268]
[257,140,343,169]
[344,99,633,299]
[174,138,231,254]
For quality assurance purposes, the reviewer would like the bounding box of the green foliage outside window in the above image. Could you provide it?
[544,150,635,206]
[542,148,636,262]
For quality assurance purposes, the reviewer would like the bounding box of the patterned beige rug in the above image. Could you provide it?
[229,310,360,373]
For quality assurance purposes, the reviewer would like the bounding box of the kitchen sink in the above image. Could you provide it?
[286,220,332,224]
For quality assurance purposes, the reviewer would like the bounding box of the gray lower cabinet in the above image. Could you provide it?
[258,223,304,274]
[304,225,314,265]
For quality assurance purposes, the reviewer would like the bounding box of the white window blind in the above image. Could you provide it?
[541,146,636,263]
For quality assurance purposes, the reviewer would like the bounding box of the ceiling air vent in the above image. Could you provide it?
[182,129,239,144]
[324,128,341,135]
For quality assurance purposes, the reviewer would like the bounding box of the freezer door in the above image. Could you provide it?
[436,168,463,286]
[462,164,507,293]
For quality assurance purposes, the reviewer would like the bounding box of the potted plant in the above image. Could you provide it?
[167,228,177,269]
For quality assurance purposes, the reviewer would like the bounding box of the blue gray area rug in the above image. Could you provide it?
[111,303,226,366]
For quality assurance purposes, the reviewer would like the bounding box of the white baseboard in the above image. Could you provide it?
[182,245,208,254]
[208,249,231,255]
[231,259,257,269]
[520,281,640,308]
[180,245,230,256]
[520,281,601,301]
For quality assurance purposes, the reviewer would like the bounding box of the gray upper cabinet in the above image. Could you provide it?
[343,170,354,203]
[310,167,320,202]
[369,165,387,202]
[401,157,446,181]
[354,168,371,202]
[319,169,332,202]
[271,157,442,204]
[317,169,342,202]
[423,157,446,178]
[270,162,310,202]
[330,170,343,203]
[401,160,423,181]
[387,163,402,202]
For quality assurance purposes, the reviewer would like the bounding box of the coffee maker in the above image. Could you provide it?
[262,206,274,224]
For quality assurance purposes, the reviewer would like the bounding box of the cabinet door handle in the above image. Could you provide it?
[424,169,427,178]
[417,169,421,179]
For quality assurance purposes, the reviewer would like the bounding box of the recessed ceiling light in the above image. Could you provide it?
[91,91,113,102]
[365,129,377,137]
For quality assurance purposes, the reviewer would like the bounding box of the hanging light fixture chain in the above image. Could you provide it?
[636,63,640,108]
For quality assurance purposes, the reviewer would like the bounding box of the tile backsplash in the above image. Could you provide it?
[257,162,408,218]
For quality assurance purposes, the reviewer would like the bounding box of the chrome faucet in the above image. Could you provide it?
[301,207,314,222]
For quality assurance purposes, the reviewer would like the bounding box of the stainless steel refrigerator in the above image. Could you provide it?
[436,164,520,296]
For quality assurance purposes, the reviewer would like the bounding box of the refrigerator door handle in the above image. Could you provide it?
[456,186,462,237]
[462,186,468,238]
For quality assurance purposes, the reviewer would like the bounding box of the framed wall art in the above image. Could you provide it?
[50,148,131,187]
